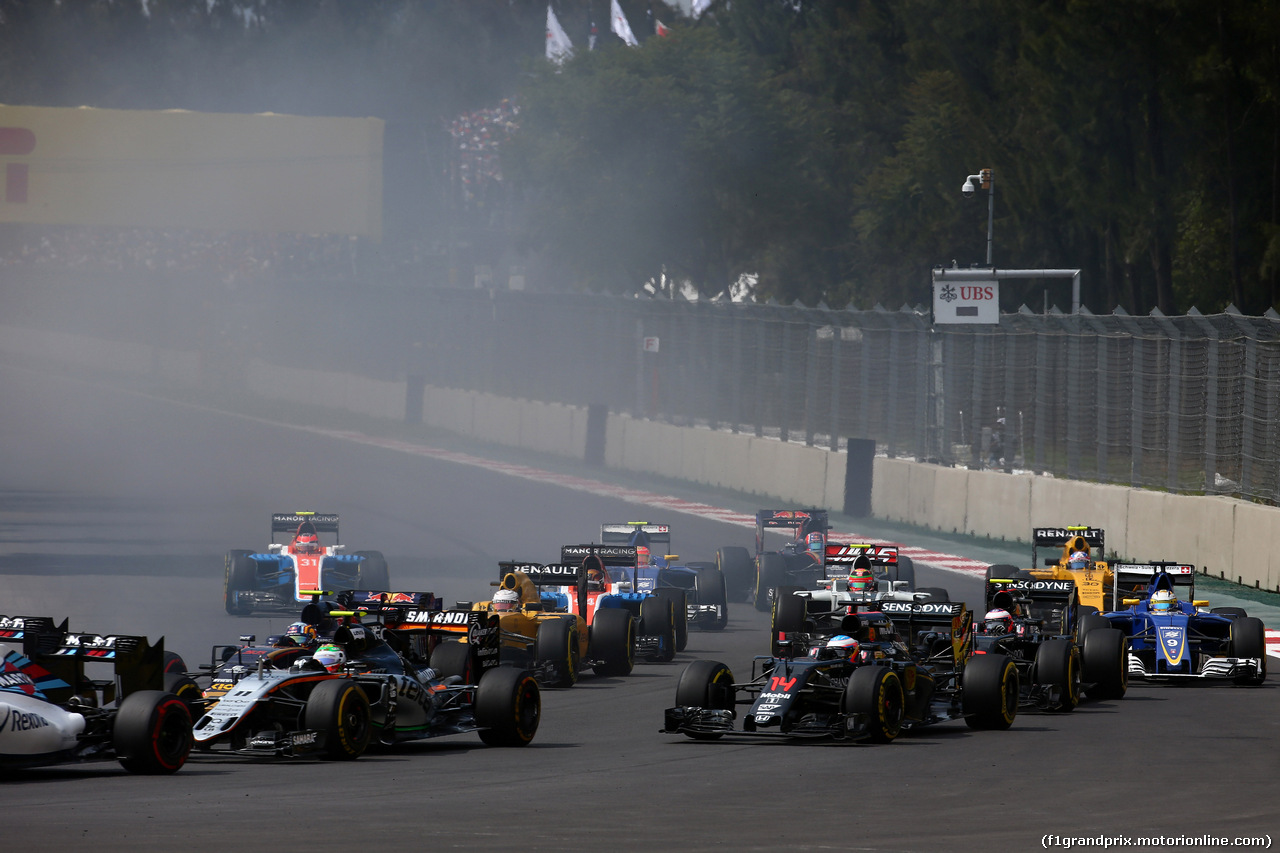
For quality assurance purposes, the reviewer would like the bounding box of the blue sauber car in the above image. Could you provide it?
[1102,562,1266,686]
[599,522,729,636]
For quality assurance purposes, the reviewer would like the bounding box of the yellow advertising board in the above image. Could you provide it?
[0,104,383,239]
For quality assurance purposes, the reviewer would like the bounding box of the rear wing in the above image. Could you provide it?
[560,544,638,567]
[383,609,501,678]
[1032,527,1104,548]
[336,589,439,613]
[877,600,972,661]
[985,578,1077,629]
[499,561,584,586]
[1110,563,1196,610]
[37,629,168,704]
[271,511,340,542]
[824,543,898,579]
[0,615,68,652]
[600,522,671,553]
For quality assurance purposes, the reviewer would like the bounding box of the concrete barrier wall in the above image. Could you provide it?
[6,324,1277,591]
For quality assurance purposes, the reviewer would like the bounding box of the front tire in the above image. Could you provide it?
[1230,616,1267,685]
[1034,639,1081,711]
[640,596,677,662]
[694,565,729,631]
[114,691,193,774]
[842,666,905,743]
[304,679,372,760]
[1081,627,1128,700]
[475,667,540,746]
[963,653,1019,730]
[674,660,735,740]
[223,550,255,616]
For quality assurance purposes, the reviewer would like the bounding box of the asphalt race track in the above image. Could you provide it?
[2,364,1277,853]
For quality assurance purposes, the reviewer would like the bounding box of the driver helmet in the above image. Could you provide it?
[848,567,877,593]
[635,545,650,566]
[983,608,1015,635]
[491,588,521,613]
[826,634,860,662]
[1067,550,1090,571]
[586,566,608,591]
[294,530,321,554]
[806,532,825,557]
[1150,589,1178,614]
[312,643,346,673]
[284,622,317,647]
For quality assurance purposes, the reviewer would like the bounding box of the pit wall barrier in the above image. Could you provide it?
[0,325,1271,592]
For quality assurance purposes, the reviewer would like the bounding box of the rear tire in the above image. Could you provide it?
[654,587,688,652]
[163,673,204,718]
[640,596,677,662]
[1212,606,1248,619]
[1034,639,1080,711]
[963,653,1019,730]
[716,546,755,603]
[842,666,904,743]
[223,550,255,616]
[114,690,193,774]
[891,555,916,590]
[590,607,635,677]
[770,586,806,655]
[354,550,390,591]
[475,667,541,746]
[1081,627,1127,700]
[694,565,729,631]
[429,641,472,683]
[754,553,788,613]
[1076,613,1112,646]
[304,679,372,760]
[535,617,580,688]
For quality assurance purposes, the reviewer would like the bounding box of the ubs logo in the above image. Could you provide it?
[0,127,34,203]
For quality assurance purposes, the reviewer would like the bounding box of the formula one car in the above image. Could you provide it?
[443,562,634,688]
[663,601,1018,742]
[224,512,390,616]
[558,544,679,662]
[0,615,193,774]
[990,526,1122,614]
[718,510,917,611]
[180,592,539,758]
[1100,563,1266,685]
[600,522,730,635]
[980,578,1128,703]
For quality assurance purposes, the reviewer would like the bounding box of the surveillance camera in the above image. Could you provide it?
[961,178,976,197]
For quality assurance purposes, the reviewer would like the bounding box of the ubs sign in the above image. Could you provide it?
[932,278,999,324]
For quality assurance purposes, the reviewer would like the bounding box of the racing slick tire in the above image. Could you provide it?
[589,607,635,677]
[693,565,730,631]
[890,555,916,590]
[162,650,188,675]
[354,550,390,591]
[223,550,255,616]
[654,587,689,652]
[716,546,755,603]
[476,667,540,747]
[1076,613,1112,646]
[1212,606,1248,619]
[164,673,204,718]
[1229,617,1267,686]
[114,690,193,775]
[962,653,1019,730]
[429,641,473,683]
[1033,638,1081,712]
[770,585,807,656]
[842,666,905,743]
[915,587,950,603]
[304,679,372,760]
[640,596,678,662]
[535,616,581,688]
[674,660,735,740]
[754,553,789,612]
[1081,627,1128,700]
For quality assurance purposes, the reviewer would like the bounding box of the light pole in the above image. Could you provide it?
[961,168,993,267]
